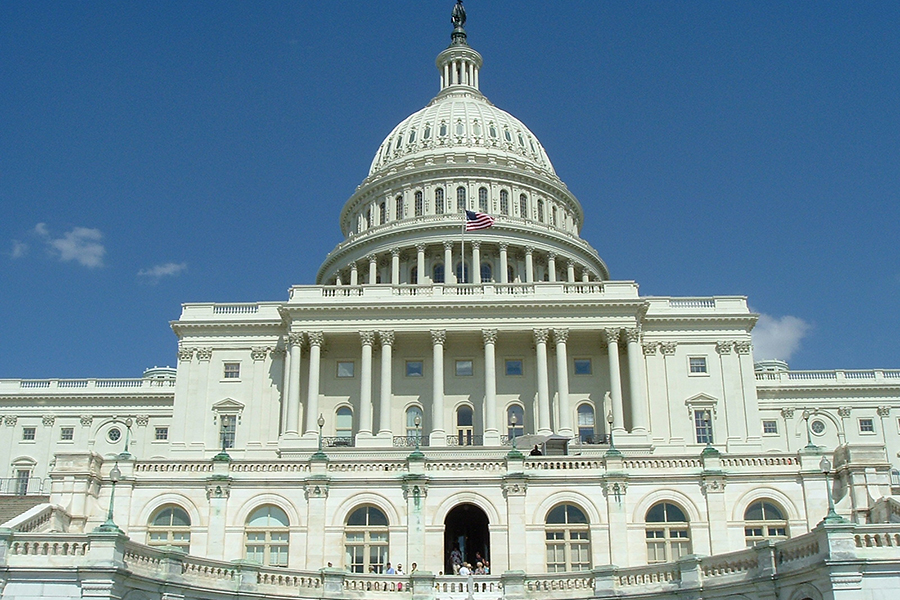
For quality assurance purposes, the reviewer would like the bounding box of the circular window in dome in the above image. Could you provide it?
[810,419,826,435]
[108,427,122,443]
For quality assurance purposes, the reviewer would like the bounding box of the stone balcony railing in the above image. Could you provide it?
[0,378,175,394]
[0,523,897,599]
[755,369,900,384]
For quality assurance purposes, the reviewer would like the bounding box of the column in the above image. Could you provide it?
[499,242,509,284]
[349,262,358,286]
[368,254,377,284]
[416,243,426,284]
[472,241,481,284]
[443,241,455,284]
[430,330,447,446]
[391,248,400,285]
[625,328,648,434]
[581,268,589,283]
[286,333,304,436]
[305,332,323,436]
[483,329,499,445]
[534,329,552,435]
[525,247,534,283]
[567,260,576,283]
[605,329,626,434]
[378,330,394,437]
[335,273,342,286]
[553,329,573,437]
[547,252,556,282]
[358,332,375,437]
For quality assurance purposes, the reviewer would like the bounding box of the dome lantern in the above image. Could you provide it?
[437,1,482,93]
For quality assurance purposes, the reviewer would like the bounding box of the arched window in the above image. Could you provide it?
[410,266,418,285]
[489,122,497,139]
[546,504,591,572]
[379,201,386,225]
[577,404,595,443]
[455,261,470,284]
[646,503,691,563]
[744,501,788,546]
[519,194,528,219]
[480,262,492,282]
[148,506,191,551]
[406,406,424,440]
[439,121,448,137]
[457,187,467,212]
[478,187,488,212]
[395,195,404,220]
[435,188,445,214]
[408,129,416,144]
[537,199,545,222]
[455,119,466,136]
[336,407,353,441]
[423,123,431,140]
[499,190,509,215]
[246,505,290,566]
[472,120,482,137]
[365,209,372,229]
[507,265,516,283]
[551,206,558,227]
[456,405,474,446]
[415,191,423,216]
[507,405,524,440]
[345,506,389,573]
[433,263,445,284]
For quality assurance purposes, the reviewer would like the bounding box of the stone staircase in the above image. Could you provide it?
[0,495,49,526]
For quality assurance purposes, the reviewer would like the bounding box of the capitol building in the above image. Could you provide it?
[3,4,900,600]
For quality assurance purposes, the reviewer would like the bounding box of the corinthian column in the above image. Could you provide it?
[358,331,375,436]
[534,329,552,435]
[553,328,573,437]
[349,262,358,286]
[483,329,499,445]
[525,247,534,283]
[305,332,324,436]
[499,242,509,284]
[391,248,400,285]
[443,241,455,284]
[416,243,426,284]
[472,241,481,284]
[368,254,377,285]
[605,328,625,434]
[285,332,304,436]
[378,331,394,438]
[625,328,648,434]
[430,330,447,446]
[547,252,557,283]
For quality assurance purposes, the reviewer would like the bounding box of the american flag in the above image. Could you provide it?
[465,210,495,231]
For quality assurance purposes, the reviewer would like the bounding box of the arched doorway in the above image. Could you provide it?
[444,503,490,574]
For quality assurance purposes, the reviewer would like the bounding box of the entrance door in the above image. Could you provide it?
[444,503,490,574]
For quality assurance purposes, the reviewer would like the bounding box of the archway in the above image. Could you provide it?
[444,503,490,574]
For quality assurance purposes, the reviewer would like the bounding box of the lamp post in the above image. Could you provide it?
[408,413,425,461]
[507,412,523,459]
[819,455,846,523]
[803,410,818,451]
[213,415,232,461]
[700,409,719,456]
[118,417,134,460]
[312,413,328,461]
[414,414,422,452]
[94,462,123,533]
[605,411,622,457]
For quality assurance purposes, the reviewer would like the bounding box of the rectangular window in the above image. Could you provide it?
[220,417,236,449]
[336,361,355,378]
[15,469,30,495]
[22,427,35,441]
[505,359,523,376]
[406,361,424,377]
[689,357,708,374]
[60,427,74,441]
[455,360,473,376]
[223,362,241,379]
[694,410,713,444]
[574,359,592,375]
[762,420,778,435]
[155,427,169,440]
[859,418,875,433]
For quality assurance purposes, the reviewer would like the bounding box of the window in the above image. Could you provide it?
[810,419,826,435]
[60,427,74,441]
[577,404,595,443]
[220,416,235,449]
[478,187,488,212]
[504,128,512,142]
[224,362,241,379]
[507,405,524,439]
[455,261,470,283]
[439,121,448,137]
[744,501,787,546]
[574,359,592,375]
[456,405,475,445]
[435,188,445,214]
[15,469,31,495]
[424,123,431,139]
[480,262,492,282]
[433,263,445,284]
[519,194,528,218]
[365,209,371,229]
[149,506,191,551]
[455,120,465,136]
[336,407,353,441]
[688,357,708,375]
[395,135,402,150]
[456,187,466,211]
[155,427,169,441]
[395,195,404,220]
[246,506,290,567]
[551,206,558,227]
[537,199,544,222]
[456,360,473,376]
[546,504,591,572]
[415,191,423,216]
[22,427,35,441]
[379,201,386,224]
[489,122,497,138]
[107,427,121,442]
[694,410,713,444]
[406,406,424,439]
[410,266,418,284]
[337,361,355,378]
[472,120,482,137]
[499,190,509,215]
[762,420,778,435]
[406,361,424,377]
[646,503,691,563]
[505,359,523,376]
[859,418,875,433]
[345,506,389,573]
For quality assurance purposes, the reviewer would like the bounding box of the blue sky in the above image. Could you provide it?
[2,1,898,378]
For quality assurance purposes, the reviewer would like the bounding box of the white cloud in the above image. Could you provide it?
[752,313,811,361]
[9,240,27,258]
[138,262,187,281]
[35,223,106,268]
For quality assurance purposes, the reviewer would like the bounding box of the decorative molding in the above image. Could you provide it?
[4,416,17,427]
[390,247,400,258]
[42,415,55,427]
[195,348,213,361]
[288,332,305,347]
[442,241,453,250]
[660,342,678,356]
[205,477,232,500]
[415,243,426,252]
[304,480,329,500]
[177,346,194,362]
[135,415,150,427]
[251,347,268,361]
[307,331,325,347]
[431,329,446,345]
[379,330,395,346]
[601,479,628,500]
[482,329,498,345]
[604,328,620,345]
[624,328,640,344]
[471,240,481,250]
[502,475,528,498]
[360,331,376,346]
[533,328,549,345]
[80,415,93,427]
[878,406,891,418]
[552,328,569,345]
[838,407,852,418]
[780,407,795,419]
[715,342,733,355]
[402,482,429,500]
[642,342,658,356]
[734,341,752,355]
[701,474,726,494]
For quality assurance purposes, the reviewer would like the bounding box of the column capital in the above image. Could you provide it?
[443,240,453,250]
[499,242,509,251]
[734,341,752,355]
[348,262,358,272]
[307,331,324,347]
[642,342,658,356]
[360,331,376,346]
[416,243,426,252]
[660,342,678,355]
[482,329,498,345]
[177,346,194,362]
[379,330,395,346]
[715,341,733,355]
[196,348,213,361]
[390,247,401,258]
[552,328,569,344]
[431,329,446,345]
[471,240,481,249]
[524,246,534,256]
[288,332,305,347]
[366,253,377,263]
[547,251,556,260]
[780,407,795,419]
[624,328,641,344]
[603,328,620,345]
[533,328,549,344]
[251,347,268,361]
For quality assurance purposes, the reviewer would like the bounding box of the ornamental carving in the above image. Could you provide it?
[177,346,194,362]
[734,341,752,355]
[379,330,395,346]
[80,415,93,427]
[878,406,891,417]
[715,342,733,355]
[533,329,549,345]
[366,253,377,263]
[4,416,17,427]
[780,407,795,419]
[442,241,453,251]
[838,407,852,418]
[502,475,528,498]
[402,482,429,500]
[431,329,446,345]
[642,342,658,356]
[390,248,400,258]
[552,329,569,345]
[524,246,534,255]
[307,331,325,347]
[499,242,509,251]
[304,481,329,500]
[205,477,232,499]
[604,328,620,345]
[624,328,641,344]
[288,332,305,347]
[251,347,268,361]
[360,331,376,346]
[415,243,426,252]
[195,348,213,361]
[601,479,628,500]
[660,342,678,356]
[482,329,498,345]
[42,415,55,427]
[471,240,481,250]
[135,415,150,427]
[701,475,726,494]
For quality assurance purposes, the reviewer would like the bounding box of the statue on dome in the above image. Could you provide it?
[451,0,466,29]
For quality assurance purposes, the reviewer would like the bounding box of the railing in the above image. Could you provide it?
[213,303,259,314]
[10,378,175,390]
[446,434,484,447]
[323,436,354,448]
[1,503,70,533]
[755,369,900,383]
[0,477,51,495]
[393,435,430,447]
[668,299,716,309]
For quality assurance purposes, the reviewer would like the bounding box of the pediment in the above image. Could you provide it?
[212,398,245,411]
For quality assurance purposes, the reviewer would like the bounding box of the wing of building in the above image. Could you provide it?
[2,5,900,600]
